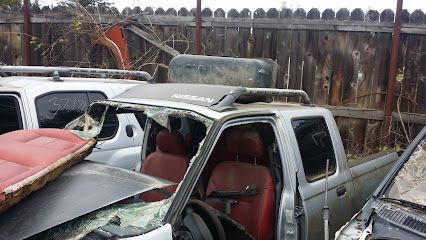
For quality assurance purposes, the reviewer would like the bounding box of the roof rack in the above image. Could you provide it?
[245,87,312,104]
[0,66,152,81]
[215,87,312,108]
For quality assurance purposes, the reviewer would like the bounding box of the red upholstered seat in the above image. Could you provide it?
[226,128,269,166]
[202,135,237,185]
[0,129,95,211]
[141,129,189,202]
[206,129,275,240]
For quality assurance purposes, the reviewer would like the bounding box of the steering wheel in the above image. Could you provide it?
[183,200,226,240]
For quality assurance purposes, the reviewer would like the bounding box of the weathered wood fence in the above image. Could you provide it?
[0,6,425,156]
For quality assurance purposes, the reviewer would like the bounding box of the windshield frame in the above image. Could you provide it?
[92,100,217,226]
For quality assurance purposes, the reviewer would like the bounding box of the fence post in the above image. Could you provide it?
[382,0,404,144]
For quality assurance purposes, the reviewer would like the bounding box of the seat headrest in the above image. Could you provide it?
[156,130,186,155]
[226,129,264,158]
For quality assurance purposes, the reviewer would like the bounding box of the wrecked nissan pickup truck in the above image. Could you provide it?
[0,56,398,240]
[335,126,426,240]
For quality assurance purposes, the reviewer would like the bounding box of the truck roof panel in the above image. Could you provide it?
[116,83,237,107]
[115,83,312,110]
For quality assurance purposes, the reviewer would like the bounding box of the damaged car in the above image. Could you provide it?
[1,82,399,240]
[0,55,401,240]
[336,126,426,240]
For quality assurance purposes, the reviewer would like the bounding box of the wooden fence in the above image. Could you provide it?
[0,6,425,156]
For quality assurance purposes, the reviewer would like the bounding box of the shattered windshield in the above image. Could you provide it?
[385,139,426,206]
[41,101,213,240]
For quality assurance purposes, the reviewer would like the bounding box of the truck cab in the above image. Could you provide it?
[0,82,399,240]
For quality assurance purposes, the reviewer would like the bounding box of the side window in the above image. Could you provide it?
[134,112,147,131]
[0,96,23,134]
[97,110,119,140]
[36,92,89,129]
[88,92,107,102]
[292,118,337,182]
[35,92,118,140]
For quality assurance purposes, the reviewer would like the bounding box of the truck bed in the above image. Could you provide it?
[349,150,398,211]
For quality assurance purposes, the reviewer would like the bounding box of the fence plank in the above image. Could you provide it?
[157,8,176,82]
[30,6,42,65]
[10,22,23,66]
[137,7,156,77]
[263,8,279,59]
[252,8,265,58]
[0,19,12,65]
[288,8,307,102]
[303,8,320,101]
[409,10,426,142]
[175,7,190,54]
[276,8,292,89]
[362,10,386,152]
[238,8,252,58]
[332,8,352,153]
[201,8,214,56]
[224,9,239,56]
[314,8,335,105]
[209,8,225,56]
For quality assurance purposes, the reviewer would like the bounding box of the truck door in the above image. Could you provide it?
[187,116,300,240]
[285,112,354,239]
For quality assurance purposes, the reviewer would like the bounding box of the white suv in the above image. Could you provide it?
[0,66,150,170]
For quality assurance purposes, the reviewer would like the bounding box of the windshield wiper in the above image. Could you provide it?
[379,197,426,212]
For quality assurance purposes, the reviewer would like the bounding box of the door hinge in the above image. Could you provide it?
[295,206,304,218]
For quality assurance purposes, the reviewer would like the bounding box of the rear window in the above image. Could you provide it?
[35,91,118,139]
[0,95,22,134]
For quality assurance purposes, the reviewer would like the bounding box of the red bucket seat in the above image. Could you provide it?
[206,129,275,240]
[141,129,189,202]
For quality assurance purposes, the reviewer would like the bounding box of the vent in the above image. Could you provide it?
[403,216,426,233]
[373,201,426,238]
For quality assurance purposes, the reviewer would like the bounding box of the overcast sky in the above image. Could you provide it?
[37,0,425,13]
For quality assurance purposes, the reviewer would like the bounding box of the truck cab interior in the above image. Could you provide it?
[140,115,207,202]
[177,122,284,240]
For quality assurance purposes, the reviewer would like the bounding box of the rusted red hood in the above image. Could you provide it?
[0,128,96,213]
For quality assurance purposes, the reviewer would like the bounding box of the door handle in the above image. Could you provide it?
[336,186,346,197]
[126,125,134,137]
